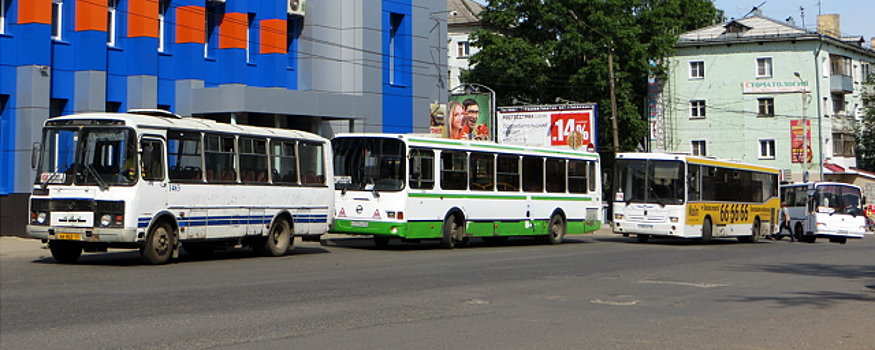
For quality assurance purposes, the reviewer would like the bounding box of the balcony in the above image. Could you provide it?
[830,74,853,93]
[830,114,856,133]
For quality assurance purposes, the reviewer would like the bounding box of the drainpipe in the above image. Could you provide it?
[813,34,825,181]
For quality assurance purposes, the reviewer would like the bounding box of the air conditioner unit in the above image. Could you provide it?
[288,0,306,17]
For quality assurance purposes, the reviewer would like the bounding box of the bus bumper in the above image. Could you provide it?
[27,225,140,243]
[612,221,687,238]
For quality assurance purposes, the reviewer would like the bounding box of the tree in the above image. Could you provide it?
[463,0,720,153]
[856,73,875,172]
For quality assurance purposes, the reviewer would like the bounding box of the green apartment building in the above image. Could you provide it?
[656,14,875,182]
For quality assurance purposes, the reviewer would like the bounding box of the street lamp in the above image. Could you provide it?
[794,72,810,181]
[568,10,619,154]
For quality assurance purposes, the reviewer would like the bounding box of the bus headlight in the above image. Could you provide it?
[36,212,47,225]
[670,217,679,223]
[100,213,112,227]
[614,213,624,221]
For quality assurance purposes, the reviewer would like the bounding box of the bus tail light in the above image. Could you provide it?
[397,212,404,220]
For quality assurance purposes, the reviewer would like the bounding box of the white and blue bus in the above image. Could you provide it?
[330,134,602,248]
[780,182,869,244]
[27,110,333,264]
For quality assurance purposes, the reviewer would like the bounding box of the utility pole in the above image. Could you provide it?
[569,10,620,154]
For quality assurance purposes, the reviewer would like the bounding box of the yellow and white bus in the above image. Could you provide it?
[27,110,333,264]
[331,134,602,248]
[612,153,779,243]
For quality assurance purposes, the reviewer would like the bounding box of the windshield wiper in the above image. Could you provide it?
[40,172,61,190]
[84,164,108,191]
[649,188,668,208]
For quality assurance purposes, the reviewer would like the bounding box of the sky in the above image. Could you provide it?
[468,0,875,43]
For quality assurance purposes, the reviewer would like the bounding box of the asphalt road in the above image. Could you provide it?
[1,231,874,350]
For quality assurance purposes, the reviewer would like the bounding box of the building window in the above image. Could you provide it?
[246,13,255,63]
[759,139,775,159]
[52,0,63,40]
[0,0,7,34]
[107,0,118,46]
[863,62,872,82]
[691,140,707,156]
[832,93,846,115]
[457,41,470,58]
[689,61,704,79]
[833,133,855,157]
[287,16,300,69]
[158,0,169,52]
[756,57,772,77]
[830,55,852,77]
[204,3,220,58]
[757,98,774,117]
[690,100,706,118]
[389,13,403,85]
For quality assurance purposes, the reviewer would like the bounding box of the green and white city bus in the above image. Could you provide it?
[331,134,602,248]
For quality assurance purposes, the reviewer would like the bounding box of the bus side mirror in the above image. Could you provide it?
[31,142,41,169]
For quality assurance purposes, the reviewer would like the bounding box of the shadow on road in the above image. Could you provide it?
[723,263,875,308]
[31,245,330,266]
[322,236,589,251]
[741,263,875,280]
[726,290,875,308]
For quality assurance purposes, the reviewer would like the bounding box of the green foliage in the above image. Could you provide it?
[464,0,719,153]
[855,74,875,172]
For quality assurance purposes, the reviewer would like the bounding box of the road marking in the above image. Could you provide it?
[589,299,639,306]
[635,279,729,288]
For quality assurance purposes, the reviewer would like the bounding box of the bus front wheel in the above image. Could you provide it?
[441,213,463,249]
[49,241,82,263]
[636,234,650,243]
[374,235,390,248]
[259,219,291,257]
[700,218,713,244]
[142,222,175,265]
[739,219,761,243]
[547,214,566,245]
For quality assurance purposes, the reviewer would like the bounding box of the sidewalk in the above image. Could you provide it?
[0,236,46,258]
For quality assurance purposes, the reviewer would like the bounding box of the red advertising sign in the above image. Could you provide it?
[550,112,593,149]
[790,119,812,163]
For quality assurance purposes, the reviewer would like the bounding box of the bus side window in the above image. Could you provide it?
[141,139,165,181]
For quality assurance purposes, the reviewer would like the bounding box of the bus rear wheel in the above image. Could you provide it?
[49,241,82,263]
[142,222,174,265]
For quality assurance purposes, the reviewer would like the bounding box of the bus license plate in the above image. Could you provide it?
[56,233,82,240]
[351,221,369,228]
[638,224,654,229]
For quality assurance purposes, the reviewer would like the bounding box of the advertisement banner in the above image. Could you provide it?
[497,104,598,151]
[447,93,492,141]
[790,119,812,163]
[429,103,446,136]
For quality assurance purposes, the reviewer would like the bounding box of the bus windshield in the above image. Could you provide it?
[332,137,405,191]
[615,159,684,206]
[816,185,863,216]
[35,127,138,188]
